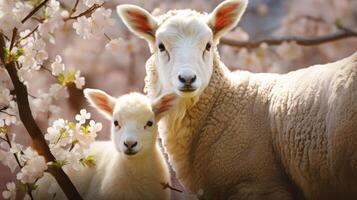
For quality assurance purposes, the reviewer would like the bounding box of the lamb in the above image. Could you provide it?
[116,0,357,199]
[33,89,177,200]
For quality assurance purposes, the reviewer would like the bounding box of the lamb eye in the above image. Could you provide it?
[158,43,166,52]
[205,42,211,51]
[146,120,153,127]
[114,120,119,127]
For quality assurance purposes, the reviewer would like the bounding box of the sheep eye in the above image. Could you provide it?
[114,120,119,127]
[158,43,166,52]
[146,120,153,127]
[205,42,211,51]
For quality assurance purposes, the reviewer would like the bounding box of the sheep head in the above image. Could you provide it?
[117,0,248,99]
[84,88,176,157]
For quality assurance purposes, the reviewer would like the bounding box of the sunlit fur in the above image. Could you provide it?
[34,92,171,200]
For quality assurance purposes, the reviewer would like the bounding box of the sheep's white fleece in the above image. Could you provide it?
[144,51,357,199]
[33,141,170,200]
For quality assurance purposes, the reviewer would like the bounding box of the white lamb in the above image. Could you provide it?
[34,89,176,200]
[117,0,357,199]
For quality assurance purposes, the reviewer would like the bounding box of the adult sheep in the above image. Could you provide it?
[117,0,357,199]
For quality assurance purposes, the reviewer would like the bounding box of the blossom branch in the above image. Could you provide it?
[21,0,49,24]
[220,26,357,48]
[0,34,84,200]
[3,133,34,200]
[15,25,39,46]
[9,28,18,51]
[69,0,80,17]
[65,3,103,21]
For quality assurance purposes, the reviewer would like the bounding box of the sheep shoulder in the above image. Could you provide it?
[269,52,357,199]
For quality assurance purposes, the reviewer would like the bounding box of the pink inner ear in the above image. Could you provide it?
[155,94,176,114]
[93,93,113,114]
[213,3,239,34]
[126,10,154,37]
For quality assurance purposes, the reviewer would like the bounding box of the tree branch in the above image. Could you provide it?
[220,27,357,48]
[0,34,83,200]
[21,0,49,24]
[64,3,103,21]
[16,25,39,46]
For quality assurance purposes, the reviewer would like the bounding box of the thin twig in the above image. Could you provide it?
[16,25,39,46]
[64,3,103,21]
[21,0,50,24]
[0,110,15,117]
[69,0,80,17]
[0,106,9,112]
[9,28,18,51]
[4,133,34,200]
[220,28,357,48]
[160,182,183,193]
[104,33,111,41]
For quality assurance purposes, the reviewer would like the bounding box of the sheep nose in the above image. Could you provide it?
[178,74,197,86]
[124,141,138,149]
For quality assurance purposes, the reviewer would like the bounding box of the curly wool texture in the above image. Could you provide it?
[145,51,357,199]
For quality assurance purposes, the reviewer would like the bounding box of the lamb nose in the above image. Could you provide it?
[124,141,138,149]
[178,75,196,85]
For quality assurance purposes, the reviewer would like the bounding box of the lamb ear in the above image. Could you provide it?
[83,88,116,119]
[208,0,248,42]
[116,4,158,43]
[152,93,177,120]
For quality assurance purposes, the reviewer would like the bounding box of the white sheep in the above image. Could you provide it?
[34,90,176,200]
[117,0,357,199]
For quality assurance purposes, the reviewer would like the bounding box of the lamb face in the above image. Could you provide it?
[117,0,248,99]
[84,89,176,158]
[111,93,157,157]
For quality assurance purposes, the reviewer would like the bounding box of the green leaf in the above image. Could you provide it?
[56,73,66,86]
[81,125,89,134]
[0,126,8,134]
[48,160,67,168]
[68,121,76,129]
[67,68,76,82]
[80,155,96,168]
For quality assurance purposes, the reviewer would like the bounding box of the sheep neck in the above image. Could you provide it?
[158,52,230,192]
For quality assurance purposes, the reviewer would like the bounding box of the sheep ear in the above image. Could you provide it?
[116,4,158,44]
[152,93,177,120]
[83,88,116,119]
[208,0,248,42]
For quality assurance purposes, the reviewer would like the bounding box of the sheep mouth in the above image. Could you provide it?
[178,86,197,93]
[124,150,138,156]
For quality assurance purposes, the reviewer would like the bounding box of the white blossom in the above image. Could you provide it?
[49,84,69,100]
[0,101,17,127]
[84,0,104,7]
[74,70,85,89]
[0,1,32,36]
[51,55,65,76]
[16,147,47,184]
[73,8,114,40]
[72,16,92,40]
[89,120,102,135]
[18,36,48,71]
[2,182,16,200]
[75,109,91,124]
[105,38,124,53]
[0,147,18,173]
[39,0,64,43]
[0,88,12,106]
